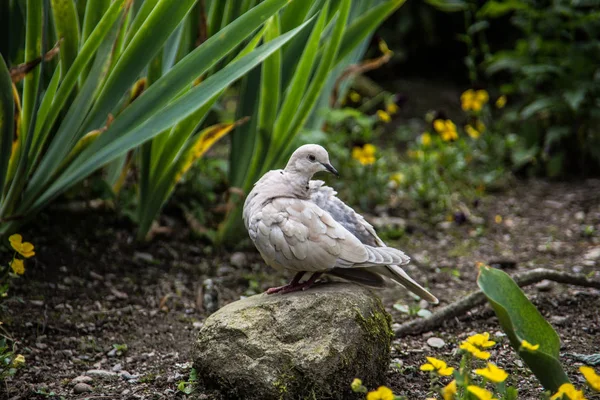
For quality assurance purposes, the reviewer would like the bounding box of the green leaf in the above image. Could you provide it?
[0,56,14,196]
[467,20,490,35]
[563,88,587,111]
[478,0,529,18]
[520,98,563,119]
[51,0,81,77]
[477,266,570,392]
[21,0,43,141]
[424,0,468,12]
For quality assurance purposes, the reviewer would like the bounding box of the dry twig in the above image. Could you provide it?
[394,268,600,337]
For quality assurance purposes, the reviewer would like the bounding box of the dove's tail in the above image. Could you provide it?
[329,267,387,287]
[373,265,439,304]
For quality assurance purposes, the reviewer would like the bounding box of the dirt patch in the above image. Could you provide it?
[1,179,599,399]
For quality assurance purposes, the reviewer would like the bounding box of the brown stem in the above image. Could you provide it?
[394,268,600,337]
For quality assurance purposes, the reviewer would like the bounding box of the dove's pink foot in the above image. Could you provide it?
[265,272,305,294]
[277,272,323,294]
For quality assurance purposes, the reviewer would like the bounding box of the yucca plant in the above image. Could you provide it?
[0,0,307,237]
[216,0,408,246]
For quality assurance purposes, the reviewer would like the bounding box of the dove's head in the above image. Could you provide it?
[285,144,339,178]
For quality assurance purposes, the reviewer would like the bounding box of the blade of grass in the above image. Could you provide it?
[0,56,14,197]
[50,0,80,77]
[80,0,111,81]
[20,0,43,142]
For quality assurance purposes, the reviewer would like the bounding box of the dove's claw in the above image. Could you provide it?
[265,272,305,294]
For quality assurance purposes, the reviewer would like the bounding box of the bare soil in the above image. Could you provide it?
[1,179,599,399]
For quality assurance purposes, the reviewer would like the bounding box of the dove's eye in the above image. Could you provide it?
[308,154,316,162]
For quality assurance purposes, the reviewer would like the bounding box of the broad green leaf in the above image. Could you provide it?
[520,97,563,119]
[563,88,587,111]
[478,0,529,18]
[477,266,569,392]
[51,0,80,77]
[28,20,310,212]
[21,0,43,141]
[425,0,468,12]
[0,56,14,196]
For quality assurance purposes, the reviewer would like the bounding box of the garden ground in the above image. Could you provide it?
[1,179,599,399]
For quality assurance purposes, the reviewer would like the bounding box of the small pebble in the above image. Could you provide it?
[86,369,117,378]
[193,321,203,329]
[536,280,554,292]
[112,363,122,372]
[230,252,247,268]
[107,348,117,357]
[73,383,93,394]
[427,337,445,348]
[71,375,93,385]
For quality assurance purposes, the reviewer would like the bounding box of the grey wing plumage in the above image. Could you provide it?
[309,180,384,247]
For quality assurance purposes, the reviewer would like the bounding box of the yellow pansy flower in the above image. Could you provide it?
[420,357,454,376]
[352,144,377,165]
[550,383,587,400]
[9,234,35,258]
[461,89,489,112]
[377,110,392,123]
[421,132,432,146]
[475,363,509,383]
[520,339,540,352]
[367,386,394,400]
[10,258,25,275]
[442,380,457,400]
[580,366,600,391]
[433,119,458,142]
[496,95,507,109]
[467,386,497,400]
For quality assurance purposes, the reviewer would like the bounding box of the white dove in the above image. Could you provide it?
[242,144,438,303]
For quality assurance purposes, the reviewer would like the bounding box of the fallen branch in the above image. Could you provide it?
[394,268,600,337]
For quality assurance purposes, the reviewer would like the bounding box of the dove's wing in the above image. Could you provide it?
[248,197,410,273]
[309,180,438,304]
[309,180,385,248]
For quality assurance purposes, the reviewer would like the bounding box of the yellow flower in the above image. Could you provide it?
[495,215,502,224]
[475,363,508,383]
[351,144,377,165]
[433,119,458,142]
[367,386,394,400]
[12,354,25,367]
[420,357,455,376]
[460,342,491,360]
[421,132,432,146]
[466,332,496,348]
[467,386,497,400]
[495,95,507,109]
[461,89,489,112]
[377,110,392,123]
[390,172,405,185]
[10,258,25,275]
[386,102,399,114]
[408,150,424,160]
[465,125,481,139]
[460,333,496,360]
[442,380,457,400]
[349,90,361,102]
[9,234,35,258]
[550,383,587,400]
[580,366,600,391]
[520,339,540,352]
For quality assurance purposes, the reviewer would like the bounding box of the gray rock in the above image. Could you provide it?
[193,283,391,400]
[230,252,248,268]
[73,383,93,394]
[427,337,445,348]
[584,247,600,261]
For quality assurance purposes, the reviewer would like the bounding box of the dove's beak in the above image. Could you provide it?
[322,162,339,177]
